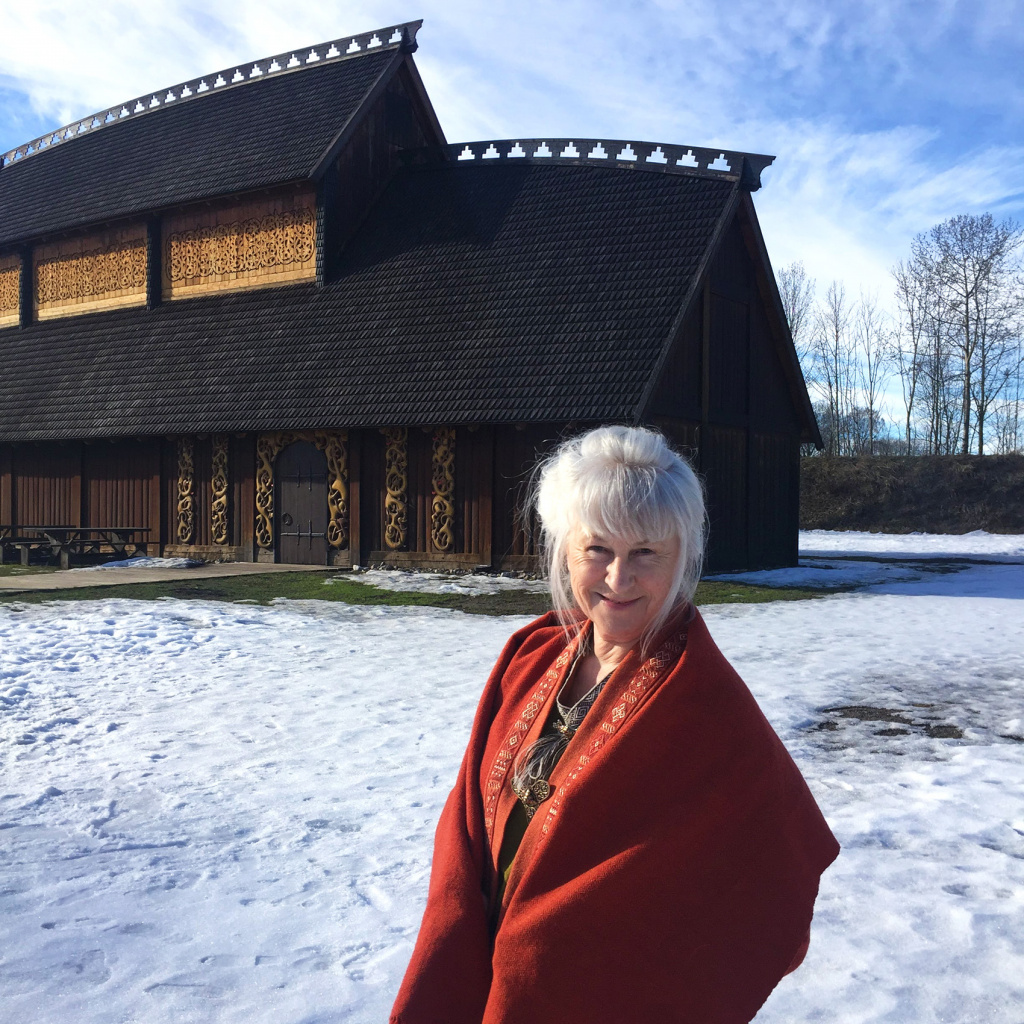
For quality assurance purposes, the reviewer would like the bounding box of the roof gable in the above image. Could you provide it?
[0,27,417,247]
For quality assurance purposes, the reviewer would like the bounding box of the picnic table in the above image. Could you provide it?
[0,526,151,570]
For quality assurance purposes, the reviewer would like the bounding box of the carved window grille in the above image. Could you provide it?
[382,427,409,550]
[36,239,146,307]
[255,431,348,550]
[165,207,315,283]
[211,436,230,545]
[430,426,456,552]
[0,258,19,318]
[176,439,195,545]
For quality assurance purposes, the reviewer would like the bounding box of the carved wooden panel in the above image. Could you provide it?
[210,436,230,545]
[383,427,409,550]
[0,254,19,328]
[430,426,455,551]
[163,188,316,300]
[176,439,195,545]
[34,225,147,321]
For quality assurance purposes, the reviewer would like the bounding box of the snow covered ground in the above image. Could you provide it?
[71,557,205,571]
[338,568,549,596]
[1,540,1022,1022]
[800,528,1024,560]
[700,530,1024,590]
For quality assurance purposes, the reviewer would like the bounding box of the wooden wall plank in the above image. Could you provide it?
[348,433,362,565]
[12,444,77,525]
[234,435,256,560]
[70,447,82,528]
[0,446,12,524]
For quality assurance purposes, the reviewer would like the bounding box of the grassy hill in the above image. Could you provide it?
[800,454,1024,533]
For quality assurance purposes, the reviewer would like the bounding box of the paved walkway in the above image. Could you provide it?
[0,562,331,593]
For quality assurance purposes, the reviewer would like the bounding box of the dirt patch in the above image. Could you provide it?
[925,724,965,739]
[826,705,914,725]
[813,704,967,744]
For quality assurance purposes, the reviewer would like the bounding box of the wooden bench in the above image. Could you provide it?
[0,526,151,570]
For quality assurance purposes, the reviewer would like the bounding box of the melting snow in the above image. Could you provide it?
[0,541,1022,1021]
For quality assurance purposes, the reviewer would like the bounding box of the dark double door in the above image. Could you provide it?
[275,442,329,564]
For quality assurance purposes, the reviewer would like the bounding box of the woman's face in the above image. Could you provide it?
[567,527,681,650]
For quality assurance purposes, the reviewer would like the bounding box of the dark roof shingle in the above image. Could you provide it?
[0,48,398,247]
[0,163,735,440]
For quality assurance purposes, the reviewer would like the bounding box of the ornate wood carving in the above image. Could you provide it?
[382,427,408,550]
[319,432,350,549]
[34,226,148,320]
[176,439,195,545]
[0,255,19,327]
[163,190,316,300]
[254,434,282,550]
[431,426,456,551]
[211,436,230,545]
[254,430,348,550]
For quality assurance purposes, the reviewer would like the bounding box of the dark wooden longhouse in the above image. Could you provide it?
[0,21,820,573]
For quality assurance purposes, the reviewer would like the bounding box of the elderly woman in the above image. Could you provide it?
[391,426,838,1024]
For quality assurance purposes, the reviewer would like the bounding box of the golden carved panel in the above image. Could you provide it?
[0,255,18,328]
[211,436,230,545]
[163,189,316,300]
[320,432,350,550]
[254,431,348,550]
[383,427,409,551]
[34,225,147,320]
[431,426,456,552]
[177,439,195,545]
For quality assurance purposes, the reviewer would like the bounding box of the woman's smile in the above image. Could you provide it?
[567,529,680,651]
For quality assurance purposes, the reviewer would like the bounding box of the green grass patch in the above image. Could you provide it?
[0,564,59,578]
[0,570,828,613]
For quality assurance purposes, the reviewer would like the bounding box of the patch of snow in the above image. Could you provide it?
[0,565,1021,1021]
[800,529,1024,561]
[707,557,927,588]
[337,568,549,595]
[69,556,205,572]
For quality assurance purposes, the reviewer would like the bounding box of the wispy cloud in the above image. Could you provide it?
[2,0,1023,309]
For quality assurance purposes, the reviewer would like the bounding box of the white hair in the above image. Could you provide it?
[531,425,706,640]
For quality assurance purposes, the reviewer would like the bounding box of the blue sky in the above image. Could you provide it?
[2,0,1023,302]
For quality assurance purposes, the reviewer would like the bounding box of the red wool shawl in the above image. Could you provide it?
[391,606,839,1024]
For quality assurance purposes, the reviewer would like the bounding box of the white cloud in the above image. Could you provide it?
[2,0,1023,317]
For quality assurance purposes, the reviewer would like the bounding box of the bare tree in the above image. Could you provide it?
[991,340,1024,453]
[777,261,816,375]
[912,214,1024,453]
[811,281,857,455]
[853,291,890,454]
[891,258,931,453]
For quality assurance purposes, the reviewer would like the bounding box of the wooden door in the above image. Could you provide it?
[275,442,328,564]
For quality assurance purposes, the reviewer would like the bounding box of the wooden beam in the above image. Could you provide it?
[70,445,82,528]
[315,163,338,287]
[237,436,256,561]
[0,445,12,525]
[348,433,362,566]
[146,217,162,309]
[18,247,32,327]
[148,442,162,555]
[476,426,493,566]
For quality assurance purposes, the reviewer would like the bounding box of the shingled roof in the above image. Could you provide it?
[0,162,737,441]
[0,26,415,246]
